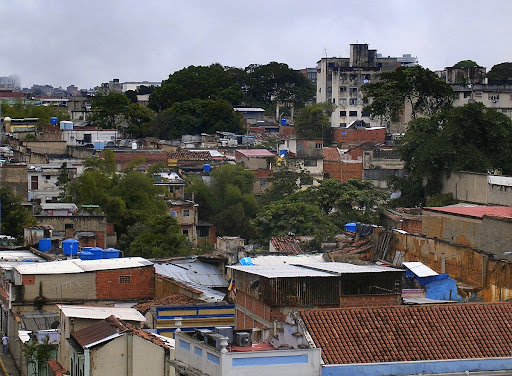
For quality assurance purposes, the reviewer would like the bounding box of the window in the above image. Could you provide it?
[315,143,323,149]
[339,99,347,105]
[260,180,266,187]
[340,111,347,116]
[475,91,482,97]
[170,211,177,217]
[349,99,357,105]
[31,175,38,190]
[349,74,357,81]
[183,209,190,217]
[183,229,189,236]
[489,94,500,102]
[362,112,370,117]
[453,93,460,99]
[464,92,471,98]
[349,87,358,95]
[45,175,51,180]
[339,86,347,93]
[83,133,92,143]
[119,275,131,284]
[304,159,318,167]
[327,87,332,94]
[349,111,357,116]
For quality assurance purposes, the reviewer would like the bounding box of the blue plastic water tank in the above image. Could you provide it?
[90,247,103,260]
[279,149,288,157]
[281,118,287,126]
[239,257,254,266]
[50,117,58,125]
[344,222,357,232]
[93,140,105,150]
[203,164,211,173]
[79,251,95,260]
[38,238,52,252]
[102,248,120,259]
[62,239,79,255]
[22,259,35,262]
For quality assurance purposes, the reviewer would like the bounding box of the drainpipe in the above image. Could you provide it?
[84,348,90,376]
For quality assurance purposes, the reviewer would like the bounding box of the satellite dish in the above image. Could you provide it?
[50,320,60,329]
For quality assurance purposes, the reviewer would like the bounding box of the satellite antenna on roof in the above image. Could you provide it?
[323,47,328,58]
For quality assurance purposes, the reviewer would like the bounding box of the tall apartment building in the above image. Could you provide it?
[316,44,400,129]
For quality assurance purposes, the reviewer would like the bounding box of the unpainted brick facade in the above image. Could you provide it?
[332,127,386,145]
[96,266,154,300]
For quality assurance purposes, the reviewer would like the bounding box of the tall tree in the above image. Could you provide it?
[90,92,131,129]
[487,62,512,82]
[453,60,479,68]
[0,187,36,242]
[148,64,243,112]
[294,103,333,140]
[362,65,454,123]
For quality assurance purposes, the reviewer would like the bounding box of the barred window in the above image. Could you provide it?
[119,275,131,284]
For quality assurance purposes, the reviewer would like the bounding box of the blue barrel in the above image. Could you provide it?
[344,222,357,232]
[38,238,52,252]
[102,248,120,259]
[83,247,93,253]
[50,117,58,125]
[22,259,35,262]
[79,251,95,260]
[90,247,103,260]
[281,118,287,126]
[203,164,211,173]
[62,239,79,255]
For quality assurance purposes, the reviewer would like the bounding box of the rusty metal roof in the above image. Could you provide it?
[424,205,512,219]
[71,319,124,349]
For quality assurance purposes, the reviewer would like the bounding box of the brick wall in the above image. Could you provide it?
[333,127,386,144]
[339,294,401,308]
[96,266,154,300]
[323,161,363,182]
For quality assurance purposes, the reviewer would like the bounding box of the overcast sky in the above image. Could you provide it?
[2,0,511,89]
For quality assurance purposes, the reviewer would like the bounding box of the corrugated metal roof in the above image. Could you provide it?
[250,254,326,266]
[228,263,403,278]
[403,262,439,277]
[0,250,44,262]
[41,203,78,210]
[235,149,275,157]
[71,319,122,348]
[15,257,153,275]
[154,260,227,288]
[21,312,60,331]
[424,205,512,219]
[228,265,335,278]
[59,305,146,322]
[303,263,403,274]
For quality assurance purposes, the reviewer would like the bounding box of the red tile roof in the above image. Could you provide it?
[323,147,342,161]
[301,303,512,365]
[47,360,67,376]
[270,236,309,254]
[168,151,212,161]
[425,206,512,219]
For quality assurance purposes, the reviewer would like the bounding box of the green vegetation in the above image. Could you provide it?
[453,60,479,68]
[1,102,70,128]
[0,186,36,242]
[294,102,334,141]
[362,65,453,123]
[486,62,512,81]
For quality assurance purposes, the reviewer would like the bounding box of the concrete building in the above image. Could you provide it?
[0,162,28,199]
[282,138,324,183]
[316,44,400,129]
[228,263,404,336]
[61,128,118,147]
[234,149,275,170]
[28,163,81,204]
[441,171,512,206]
[68,315,174,376]
[362,147,405,188]
[173,330,321,376]
[422,204,512,259]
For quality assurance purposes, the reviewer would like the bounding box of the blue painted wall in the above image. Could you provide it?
[321,357,512,376]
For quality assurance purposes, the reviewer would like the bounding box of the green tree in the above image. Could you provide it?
[90,92,131,129]
[252,199,337,243]
[124,214,189,258]
[259,163,312,205]
[23,335,58,376]
[487,62,512,82]
[0,187,36,242]
[149,64,243,112]
[245,62,315,108]
[362,65,454,123]
[294,103,332,140]
[453,60,479,68]
[56,162,70,187]
[125,103,154,138]
[396,102,512,205]
[2,103,70,129]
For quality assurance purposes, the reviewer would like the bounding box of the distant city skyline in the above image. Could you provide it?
[2,0,511,89]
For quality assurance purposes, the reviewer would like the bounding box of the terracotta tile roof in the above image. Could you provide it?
[323,147,342,161]
[301,303,512,365]
[47,360,67,376]
[270,236,311,254]
[168,151,212,161]
[134,293,201,314]
[424,205,512,219]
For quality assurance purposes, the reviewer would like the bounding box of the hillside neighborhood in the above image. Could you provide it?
[1,43,512,376]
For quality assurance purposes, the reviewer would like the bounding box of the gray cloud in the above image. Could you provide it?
[2,0,511,89]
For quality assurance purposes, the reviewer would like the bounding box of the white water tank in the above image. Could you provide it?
[131,141,137,150]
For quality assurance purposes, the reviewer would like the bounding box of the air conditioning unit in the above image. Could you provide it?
[215,326,233,344]
[195,329,213,342]
[234,332,252,347]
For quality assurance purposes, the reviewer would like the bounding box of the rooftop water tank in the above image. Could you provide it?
[203,164,211,173]
[344,222,357,232]
[131,142,137,150]
[79,251,95,260]
[50,117,58,125]
[38,238,51,252]
[60,121,73,130]
[281,118,287,126]
[90,247,103,260]
[93,140,105,150]
[62,239,79,255]
[102,248,120,259]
